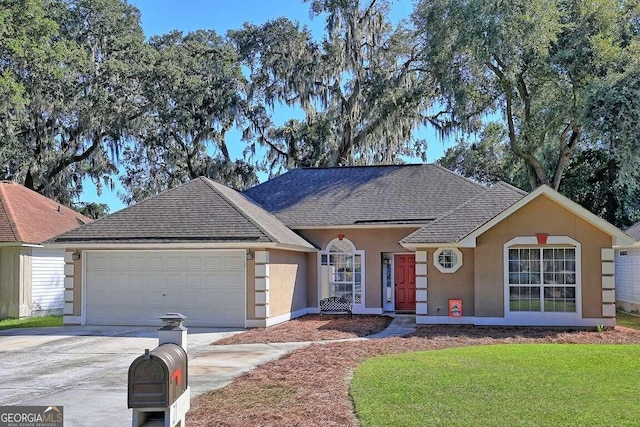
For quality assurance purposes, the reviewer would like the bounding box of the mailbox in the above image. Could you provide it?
[128,343,188,409]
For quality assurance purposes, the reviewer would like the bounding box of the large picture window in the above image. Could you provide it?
[320,238,363,305]
[508,247,576,312]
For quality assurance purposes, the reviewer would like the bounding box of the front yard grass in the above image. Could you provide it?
[351,344,640,427]
[617,310,640,330]
[0,315,62,331]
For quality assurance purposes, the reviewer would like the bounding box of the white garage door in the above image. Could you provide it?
[85,250,246,327]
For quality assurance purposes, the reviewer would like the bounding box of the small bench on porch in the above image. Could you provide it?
[319,296,353,318]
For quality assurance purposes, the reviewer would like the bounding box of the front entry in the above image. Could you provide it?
[394,254,416,311]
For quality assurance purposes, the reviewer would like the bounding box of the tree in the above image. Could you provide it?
[231,0,437,175]
[118,30,256,204]
[412,0,640,191]
[74,201,110,219]
[575,70,640,226]
[438,118,640,228]
[438,122,520,186]
[0,0,147,204]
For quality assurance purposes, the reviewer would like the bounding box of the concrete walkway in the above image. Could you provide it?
[367,314,417,338]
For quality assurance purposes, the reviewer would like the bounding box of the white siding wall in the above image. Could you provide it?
[616,248,640,306]
[31,248,65,312]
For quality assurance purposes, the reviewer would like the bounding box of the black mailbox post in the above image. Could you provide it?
[128,343,188,409]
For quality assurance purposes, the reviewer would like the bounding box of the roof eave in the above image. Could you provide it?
[0,242,43,248]
[44,241,316,251]
[291,224,428,230]
[400,239,476,250]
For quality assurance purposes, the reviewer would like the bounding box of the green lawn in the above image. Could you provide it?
[351,344,640,427]
[0,315,62,331]
[617,311,640,330]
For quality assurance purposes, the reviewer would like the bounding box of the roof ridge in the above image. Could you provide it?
[297,163,423,170]
[201,178,276,243]
[243,169,296,195]
[430,163,486,190]
[0,183,22,241]
[494,180,528,196]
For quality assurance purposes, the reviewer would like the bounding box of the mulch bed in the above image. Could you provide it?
[189,322,640,427]
[213,314,392,345]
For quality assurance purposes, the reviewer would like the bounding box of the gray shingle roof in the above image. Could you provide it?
[50,177,314,249]
[243,164,487,227]
[400,182,527,244]
[625,221,640,241]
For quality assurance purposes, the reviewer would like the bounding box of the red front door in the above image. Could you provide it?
[394,254,416,311]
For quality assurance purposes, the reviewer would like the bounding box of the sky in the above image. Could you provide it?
[80,0,455,213]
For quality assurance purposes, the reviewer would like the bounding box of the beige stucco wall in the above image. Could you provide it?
[474,194,612,318]
[0,247,33,318]
[415,248,475,317]
[268,249,308,317]
[297,228,419,309]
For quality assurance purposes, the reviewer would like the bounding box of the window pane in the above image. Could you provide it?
[509,286,541,312]
[530,259,540,273]
[543,286,576,312]
[519,273,529,285]
[509,260,519,273]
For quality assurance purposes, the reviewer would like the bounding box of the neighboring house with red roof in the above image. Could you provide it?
[49,165,634,328]
[0,182,91,318]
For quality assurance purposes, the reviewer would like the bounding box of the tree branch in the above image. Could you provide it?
[487,60,549,188]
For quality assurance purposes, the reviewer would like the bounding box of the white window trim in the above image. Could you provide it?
[318,238,365,310]
[433,247,463,273]
[503,236,582,321]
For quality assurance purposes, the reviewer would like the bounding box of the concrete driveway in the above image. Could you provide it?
[0,326,308,426]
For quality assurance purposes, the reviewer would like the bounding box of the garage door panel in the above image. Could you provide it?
[185,274,204,287]
[87,254,109,270]
[203,255,224,269]
[224,256,244,270]
[109,254,131,270]
[86,251,245,327]
[185,257,203,269]
[146,293,169,305]
[163,272,185,286]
